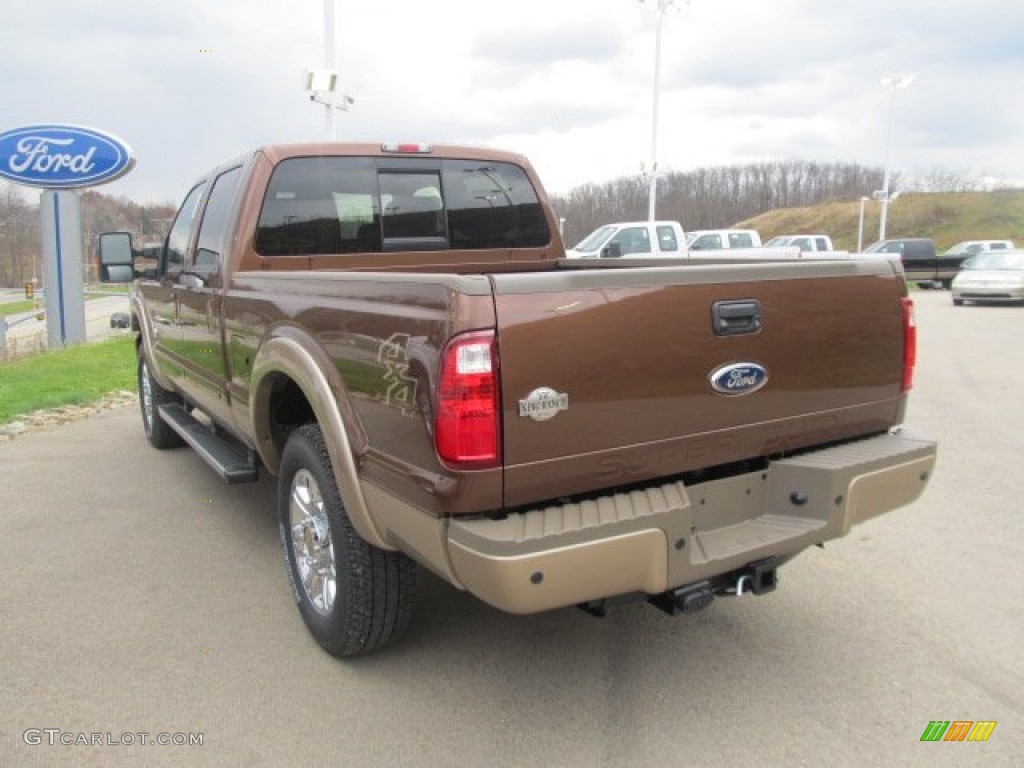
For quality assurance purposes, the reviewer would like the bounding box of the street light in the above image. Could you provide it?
[878,74,915,241]
[857,196,869,252]
[305,0,354,139]
[639,0,678,222]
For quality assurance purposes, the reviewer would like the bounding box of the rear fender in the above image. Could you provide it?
[250,327,388,550]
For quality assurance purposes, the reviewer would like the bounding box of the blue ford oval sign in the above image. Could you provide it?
[709,362,769,396]
[0,124,135,189]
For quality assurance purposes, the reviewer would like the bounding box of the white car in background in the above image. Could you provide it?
[951,250,1024,305]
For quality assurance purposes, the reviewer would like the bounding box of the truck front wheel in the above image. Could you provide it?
[278,424,416,657]
[138,355,185,449]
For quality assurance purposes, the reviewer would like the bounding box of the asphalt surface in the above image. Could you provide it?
[1,289,1021,767]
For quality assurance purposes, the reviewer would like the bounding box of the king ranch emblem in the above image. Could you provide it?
[518,387,569,421]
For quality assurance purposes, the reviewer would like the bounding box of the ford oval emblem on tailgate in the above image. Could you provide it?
[709,362,768,396]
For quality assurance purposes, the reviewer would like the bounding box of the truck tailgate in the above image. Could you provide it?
[492,259,908,508]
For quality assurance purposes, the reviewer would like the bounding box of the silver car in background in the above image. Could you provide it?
[951,250,1024,305]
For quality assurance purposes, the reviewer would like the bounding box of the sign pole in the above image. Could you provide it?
[40,190,86,347]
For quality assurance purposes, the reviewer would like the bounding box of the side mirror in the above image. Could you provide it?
[98,231,136,283]
[601,242,622,258]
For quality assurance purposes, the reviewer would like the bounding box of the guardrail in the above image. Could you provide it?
[0,311,47,361]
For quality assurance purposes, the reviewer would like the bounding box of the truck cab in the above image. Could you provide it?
[565,221,686,258]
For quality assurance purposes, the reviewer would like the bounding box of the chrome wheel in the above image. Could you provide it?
[289,469,336,616]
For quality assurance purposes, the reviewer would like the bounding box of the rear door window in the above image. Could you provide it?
[656,225,679,252]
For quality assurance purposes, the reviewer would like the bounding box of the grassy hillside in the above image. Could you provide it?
[737,189,1024,252]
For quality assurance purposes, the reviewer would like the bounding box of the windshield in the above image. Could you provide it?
[962,252,1024,270]
[573,225,615,253]
[764,237,788,247]
[864,241,900,254]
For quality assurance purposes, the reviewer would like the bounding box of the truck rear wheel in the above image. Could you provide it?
[138,354,185,449]
[278,424,416,657]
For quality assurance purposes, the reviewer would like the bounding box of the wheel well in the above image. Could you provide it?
[267,373,316,459]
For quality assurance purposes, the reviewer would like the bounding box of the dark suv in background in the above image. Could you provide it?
[864,238,960,288]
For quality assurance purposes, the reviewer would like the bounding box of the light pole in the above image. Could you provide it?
[878,74,915,241]
[857,196,869,252]
[305,0,354,139]
[640,0,676,222]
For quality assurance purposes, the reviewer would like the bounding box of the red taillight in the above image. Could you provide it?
[901,297,916,392]
[435,330,500,469]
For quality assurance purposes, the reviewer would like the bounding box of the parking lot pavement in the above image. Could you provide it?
[1,289,1021,767]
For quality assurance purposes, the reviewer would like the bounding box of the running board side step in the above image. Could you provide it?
[158,403,260,484]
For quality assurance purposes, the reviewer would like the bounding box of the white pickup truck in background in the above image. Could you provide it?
[564,221,687,258]
[686,229,762,250]
[565,222,811,260]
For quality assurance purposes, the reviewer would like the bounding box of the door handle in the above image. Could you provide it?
[711,300,762,336]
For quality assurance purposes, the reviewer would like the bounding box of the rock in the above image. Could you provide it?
[2,421,27,436]
[0,393,138,440]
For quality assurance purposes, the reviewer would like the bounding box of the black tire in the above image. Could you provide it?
[138,354,185,449]
[279,424,416,657]
[953,298,964,306]
[940,279,952,290]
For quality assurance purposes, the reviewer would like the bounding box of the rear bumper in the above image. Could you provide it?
[446,431,936,614]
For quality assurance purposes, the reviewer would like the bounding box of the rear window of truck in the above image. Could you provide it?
[254,157,550,256]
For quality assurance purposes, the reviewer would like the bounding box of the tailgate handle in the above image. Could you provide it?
[712,300,762,336]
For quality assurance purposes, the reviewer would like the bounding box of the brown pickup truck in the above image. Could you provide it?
[100,142,937,657]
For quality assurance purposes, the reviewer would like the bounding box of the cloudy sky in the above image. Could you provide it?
[2,0,1021,204]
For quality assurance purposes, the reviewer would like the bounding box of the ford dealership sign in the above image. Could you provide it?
[0,124,135,189]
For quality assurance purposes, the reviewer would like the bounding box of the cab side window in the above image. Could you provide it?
[194,166,242,274]
[165,185,206,274]
[692,233,721,250]
[611,226,651,255]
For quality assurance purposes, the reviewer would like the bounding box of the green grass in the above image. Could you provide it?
[0,300,41,318]
[739,189,1024,251]
[0,336,136,423]
[1,289,124,318]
